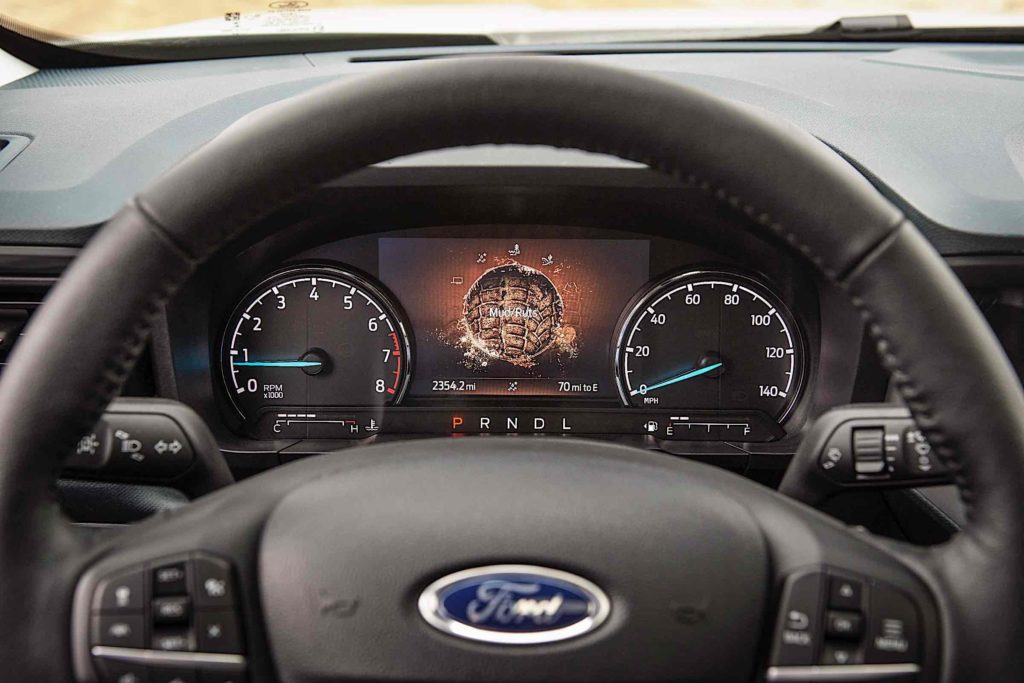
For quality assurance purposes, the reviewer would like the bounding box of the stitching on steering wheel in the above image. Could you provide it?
[863,313,973,515]
[67,225,198,466]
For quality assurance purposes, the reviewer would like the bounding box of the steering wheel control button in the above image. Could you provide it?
[198,672,245,683]
[819,643,860,663]
[770,567,923,674]
[826,610,864,640]
[771,571,824,666]
[95,569,145,614]
[153,562,188,597]
[85,552,248,681]
[192,556,235,609]
[96,658,150,683]
[195,611,242,654]
[864,585,920,664]
[828,577,864,611]
[151,629,194,652]
[821,644,865,666]
[150,668,196,683]
[94,615,146,648]
[153,597,191,625]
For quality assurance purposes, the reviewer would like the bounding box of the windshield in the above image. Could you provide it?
[3,0,1024,45]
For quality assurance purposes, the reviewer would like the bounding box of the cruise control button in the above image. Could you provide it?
[826,610,863,639]
[95,658,149,683]
[94,567,145,613]
[153,562,188,596]
[196,610,243,654]
[93,615,145,648]
[193,556,235,608]
[153,596,191,624]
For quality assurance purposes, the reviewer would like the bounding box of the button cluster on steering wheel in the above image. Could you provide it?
[769,567,922,679]
[88,553,246,683]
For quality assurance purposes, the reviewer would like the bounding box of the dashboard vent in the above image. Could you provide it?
[0,268,157,395]
[0,288,44,379]
[0,251,67,379]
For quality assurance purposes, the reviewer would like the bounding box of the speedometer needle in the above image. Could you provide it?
[632,362,724,396]
[234,360,322,368]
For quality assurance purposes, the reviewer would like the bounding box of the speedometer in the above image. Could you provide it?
[221,266,412,419]
[615,271,803,419]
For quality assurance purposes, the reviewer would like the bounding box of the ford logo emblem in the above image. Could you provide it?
[418,564,610,645]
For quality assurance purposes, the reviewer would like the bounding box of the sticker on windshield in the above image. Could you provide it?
[221,3,325,35]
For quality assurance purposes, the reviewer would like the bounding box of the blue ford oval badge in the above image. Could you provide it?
[418,564,610,645]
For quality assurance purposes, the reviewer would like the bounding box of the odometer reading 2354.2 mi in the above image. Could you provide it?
[222,266,411,419]
[615,271,803,420]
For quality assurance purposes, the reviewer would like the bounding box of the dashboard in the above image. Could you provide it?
[218,230,804,442]
[5,41,1024,508]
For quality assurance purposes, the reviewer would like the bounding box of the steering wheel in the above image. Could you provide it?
[1,57,1022,683]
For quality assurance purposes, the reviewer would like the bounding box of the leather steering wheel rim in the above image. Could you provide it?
[1,56,1023,681]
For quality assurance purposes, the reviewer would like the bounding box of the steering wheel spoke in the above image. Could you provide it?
[745,484,943,681]
[81,550,248,683]
[68,464,299,683]
[70,439,945,683]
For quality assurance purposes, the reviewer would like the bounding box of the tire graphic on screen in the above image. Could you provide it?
[463,264,563,365]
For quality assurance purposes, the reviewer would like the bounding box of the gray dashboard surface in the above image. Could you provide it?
[2,42,1024,242]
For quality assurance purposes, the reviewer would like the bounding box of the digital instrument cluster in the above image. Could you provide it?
[220,235,806,442]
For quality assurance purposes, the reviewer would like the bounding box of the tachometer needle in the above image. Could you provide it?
[234,360,323,368]
[632,362,724,396]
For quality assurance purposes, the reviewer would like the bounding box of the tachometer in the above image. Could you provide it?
[615,271,803,419]
[221,266,411,419]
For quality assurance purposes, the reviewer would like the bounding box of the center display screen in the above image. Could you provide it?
[378,237,650,399]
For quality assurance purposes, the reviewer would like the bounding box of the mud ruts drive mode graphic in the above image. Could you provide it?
[379,237,649,398]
